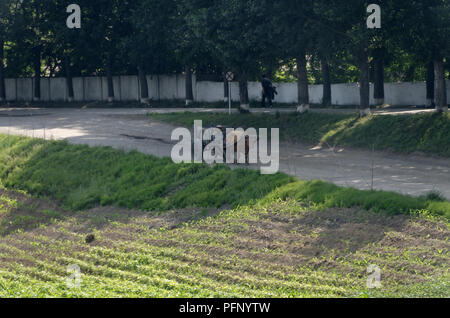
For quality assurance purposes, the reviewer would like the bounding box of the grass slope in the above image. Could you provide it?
[0,134,291,211]
[0,189,448,298]
[0,134,449,219]
[150,112,450,157]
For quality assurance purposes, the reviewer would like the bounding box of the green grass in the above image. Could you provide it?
[0,134,292,211]
[262,180,450,219]
[0,192,448,298]
[0,134,449,219]
[0,134,448,298]
[150,111,450,157]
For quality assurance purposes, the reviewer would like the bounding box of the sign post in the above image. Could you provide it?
[225,71,234,115]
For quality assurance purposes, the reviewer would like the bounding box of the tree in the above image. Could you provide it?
[321,58,332,107]
[286,0,377,113]
[46,0,82,102]
[430,2,450,112]
[276,0,315,111]
[188,0,279,110]
[426,61,435,107]
[324,0,378,114]
[0,0,447,112]
[372,46,385,105]
[389,0,449,111]
[73,0,127,102]
[11,0,52,101]
[174,1,198,105]
[0,0,10,102]
[125,0,177,103]
[310,1,343,108]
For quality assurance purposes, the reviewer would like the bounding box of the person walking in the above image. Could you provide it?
[261,74,276,108]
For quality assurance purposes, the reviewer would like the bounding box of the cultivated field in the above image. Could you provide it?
[0,188,449,297]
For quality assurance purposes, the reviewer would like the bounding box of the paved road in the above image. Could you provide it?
[0,107,449,200]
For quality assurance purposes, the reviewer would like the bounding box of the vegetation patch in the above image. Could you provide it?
[0,190,448,298]
[0,135,448,297]
[0,134,449,220]
[0,134,291,212]
[262,180,450,220]
[150,112,450,157]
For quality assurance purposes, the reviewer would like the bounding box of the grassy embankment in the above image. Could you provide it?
[0,134,448,297]
[0,134,448,218]
[150,112,450,157]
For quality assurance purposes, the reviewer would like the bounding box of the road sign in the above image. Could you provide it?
[225,71,234,82]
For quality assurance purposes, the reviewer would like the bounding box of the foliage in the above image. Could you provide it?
[0,190,448,298]
[0,134,292,211]
[1,1,448,84]
[0,133,448,219]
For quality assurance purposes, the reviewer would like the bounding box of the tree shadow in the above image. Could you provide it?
[0,188,222,237]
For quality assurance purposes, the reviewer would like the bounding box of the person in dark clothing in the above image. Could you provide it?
[261,74,276,107]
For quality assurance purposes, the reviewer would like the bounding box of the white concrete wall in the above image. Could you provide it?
[448,80,450,103]
[274,82,296,104]
[101,76,121,102]
[50,77,67,101]
[40,78,50,102]
[120,76,139,101]
[84,77,102,101]
[329,83,361,106]
[73,77,84,101]
[147,75,159,100]
[196,81,222,102]
[159,75,179,100]
[196,81,240,102]
[194,80,444,106]
[4,76,449,106]
[16,78,32,101]
[384,82,425,106]
[5,78,16,101]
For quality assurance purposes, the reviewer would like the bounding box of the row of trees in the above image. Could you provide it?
[0,0,448,111]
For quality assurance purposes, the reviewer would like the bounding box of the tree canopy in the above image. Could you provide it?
[0,0,448,108]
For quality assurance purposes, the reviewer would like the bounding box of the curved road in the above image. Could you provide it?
[0,107,449,200]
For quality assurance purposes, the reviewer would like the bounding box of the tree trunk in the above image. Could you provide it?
[426,61,435,107]
[321,58,331,107]
[137,63,149,103]
[238,72,249,111]
[404,65,416,82]
[185,66,193,106]
[106,54,114,103]
[359,49,371,115]
[435,58,448,112]
[373,48,385,105]
[33,46,41,101]
[0,38,5,102]
[297,53,309,111]
[65,55,74,102]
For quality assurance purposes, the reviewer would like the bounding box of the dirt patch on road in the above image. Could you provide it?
[120,134,175,145]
